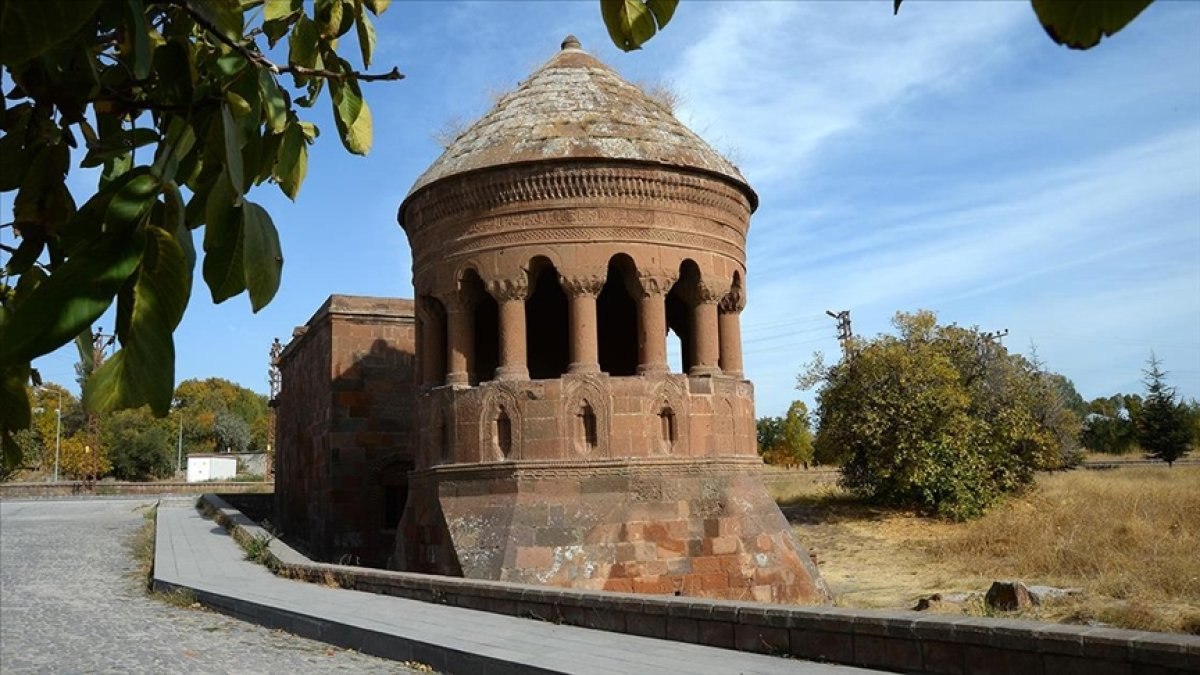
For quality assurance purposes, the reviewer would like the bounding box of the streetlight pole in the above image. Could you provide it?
[176,411,184,475]
[53,389,61,483]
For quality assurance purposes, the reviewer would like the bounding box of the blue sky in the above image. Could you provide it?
[14,0,1200,418]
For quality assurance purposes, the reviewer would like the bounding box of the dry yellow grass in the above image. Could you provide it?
[777,466,1200,634]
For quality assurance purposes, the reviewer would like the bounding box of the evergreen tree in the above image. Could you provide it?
[1137,354,1191,467]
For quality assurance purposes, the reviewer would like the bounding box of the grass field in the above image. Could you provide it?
[772,466,1200,634]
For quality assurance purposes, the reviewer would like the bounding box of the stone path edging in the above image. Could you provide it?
[195,493,1200,675]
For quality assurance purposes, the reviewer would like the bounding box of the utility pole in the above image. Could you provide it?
[267,338,283,480]
[34,386,63,482]
[826,309,853,357]
[176,411,184,475]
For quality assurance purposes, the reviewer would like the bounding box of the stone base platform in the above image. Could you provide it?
[393,458,829,604]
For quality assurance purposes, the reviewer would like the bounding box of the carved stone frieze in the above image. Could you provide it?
[560,273,607,298]
[485,277,530,302]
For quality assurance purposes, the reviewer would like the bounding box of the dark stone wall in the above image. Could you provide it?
[274,295,417,567]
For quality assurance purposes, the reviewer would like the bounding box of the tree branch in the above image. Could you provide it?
[168,0,403,83]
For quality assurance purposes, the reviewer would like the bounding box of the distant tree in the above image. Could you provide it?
[1137,354,1192,467]
[782,401,815,469]
[103,406,173,480]
[174,378,266,455]
[802,310,1081,520]
[1081,395,1138,455]
[214,411,251,454]
[756,415,786,465]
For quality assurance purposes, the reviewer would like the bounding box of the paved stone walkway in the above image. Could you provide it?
[155,500,879,674]
[0,499,418,673]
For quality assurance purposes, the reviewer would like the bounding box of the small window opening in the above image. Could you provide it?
[496,408,513,458]
[659,407,677,451]
[438,418,450,464]
[576,402,598,454]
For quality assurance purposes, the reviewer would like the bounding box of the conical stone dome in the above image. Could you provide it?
[403,36,756,210]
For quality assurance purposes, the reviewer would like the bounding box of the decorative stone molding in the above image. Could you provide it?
[486,277,530,302]
[561,377,612,459]
[559,273,607,298]
[403,163,753,236]
[719,286,746,314]
[696,279,731,305]
[637,274,677,298]
[479,384,524,461]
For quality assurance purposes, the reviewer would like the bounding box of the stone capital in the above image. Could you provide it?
[719,287,746,314]
[637,274,677,298]
[695,280,730,305]
[560,273,607,298]
[486,277,530,302]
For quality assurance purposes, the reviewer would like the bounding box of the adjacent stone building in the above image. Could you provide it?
[276,37,828,604]
[273,295,417,567]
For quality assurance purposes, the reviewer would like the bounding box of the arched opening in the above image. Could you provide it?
[658,407,677,454]
[380,460,413,532]
[598,254,639,376]
[495,407,513,459]
[666,260,701,374]
[461,270,498,384]
[575,401,598,455]
[525,257,569,379]
[419,295,448,385]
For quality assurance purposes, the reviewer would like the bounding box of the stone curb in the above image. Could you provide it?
[196,494,1200,675]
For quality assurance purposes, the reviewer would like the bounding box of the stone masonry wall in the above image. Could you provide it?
[275,295,418,567]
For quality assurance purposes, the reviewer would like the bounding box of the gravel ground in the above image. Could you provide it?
[0,498,421,674]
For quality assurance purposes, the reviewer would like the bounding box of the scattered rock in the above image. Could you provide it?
[913,591,980,611]
[1027,585,1083,605]
[985,580,1034,611]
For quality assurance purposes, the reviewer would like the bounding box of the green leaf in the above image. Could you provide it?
[646,0,678,29]
[1031,0,1154,49]
[288,14,320,78]
[202,172,246,303]
[4,235,45,276]
[0,232,141,364]
[85,225,188,415]
[123,0,152,80]
[354,3,377,67]
[151,117,196,183]
[152,40,193,106]
[80,128,160,168]
[161,181,196,273]
[330,75,373,155]
[186,0,244,42]
[259,70,288,134]
[104,169,161,233]
[601,0,669,52]
[364,0,390,15]
[220,103,245,195]
[0,0,103,67]
[241,202,282,312]
[264,0,301,22]
[275,121,308,199]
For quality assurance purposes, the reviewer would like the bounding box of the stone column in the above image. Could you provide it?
[445,295,475,386]
[718,291,745,378]
[562,274,605,374]
[690,282,724,377]
[420,298,446,387]
[637,275,673,375]
[489,278,529,381]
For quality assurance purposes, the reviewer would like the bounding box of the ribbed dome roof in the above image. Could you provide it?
[404,36,755,209]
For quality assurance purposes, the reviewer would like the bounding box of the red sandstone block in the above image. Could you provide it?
[699,573,728,591]
[514,547,553,568]
[642,560,669,576]
[692,557,722,574]
[622,522,645,541]
[643,523,669,542]
[665,519,689,539]
[751,585,773,603]
[585,523,621,544]
[756,533,774,552]
[710,536,739,556]
[603,579,633,593]
[335,391,369,407]
[727,570,754,589]
[632,576,673,595]
[681,574,704,595]
[718,554,748,573]
[656,539,686,556]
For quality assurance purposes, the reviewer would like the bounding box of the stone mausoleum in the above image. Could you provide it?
[276,37,828,604]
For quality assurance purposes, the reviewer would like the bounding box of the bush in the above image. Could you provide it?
[804,311,1081,520]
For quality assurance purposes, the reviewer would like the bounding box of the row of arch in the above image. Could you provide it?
[417,255,746,386]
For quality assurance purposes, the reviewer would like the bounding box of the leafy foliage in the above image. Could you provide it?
[1137,355,1192,467]
[757,401,816,467]
[601,0,678,51]
[174,377,268,455]
[0,0,398,472]
[803,311,1082,520]
[104,406,174,480]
